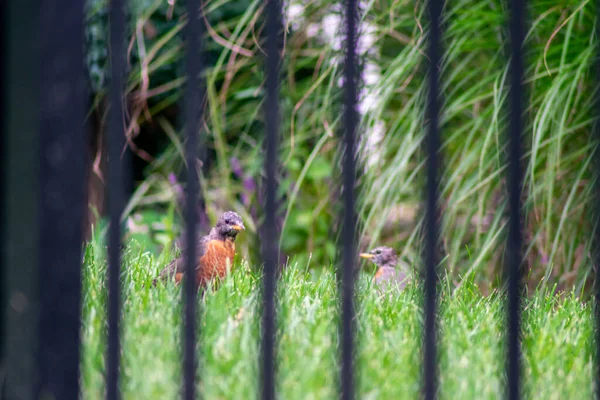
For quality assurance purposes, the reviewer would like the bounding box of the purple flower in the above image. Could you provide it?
[230,157,257,207]
[243,177,256,192]
[230,157,243,178]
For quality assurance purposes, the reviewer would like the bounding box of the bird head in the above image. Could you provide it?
[359,246,398,268]
[215,211,245,239]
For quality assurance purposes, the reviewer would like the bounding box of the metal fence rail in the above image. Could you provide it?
[340,0,359,398]
[36,1,86,399]
[423,0,443,397]
[262,1,283,399]
[506,0,526,398]
[182,0,203,399]
[3,2,40,398]
[107,0,126,398]
[0,0,596,399]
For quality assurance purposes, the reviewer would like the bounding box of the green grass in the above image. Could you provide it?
[81,241,594,399]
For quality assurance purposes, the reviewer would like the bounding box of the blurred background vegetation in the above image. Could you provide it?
[84,0,598,296]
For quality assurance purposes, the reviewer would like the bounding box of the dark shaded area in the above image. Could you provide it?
[0,0,6,393]
[35,1,87,398]
[1,1,40,399]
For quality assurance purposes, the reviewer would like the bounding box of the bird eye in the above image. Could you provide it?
[375,249,381,254]
[225,219,231,225]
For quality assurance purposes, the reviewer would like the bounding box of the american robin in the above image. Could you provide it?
[359,246,409,292]
[153,211,245,289]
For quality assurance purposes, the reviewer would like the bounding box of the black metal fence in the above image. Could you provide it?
[0,0,597,399]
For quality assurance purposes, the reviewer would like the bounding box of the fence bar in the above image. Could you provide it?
[3,2,39,398]
[107,0,126,398]
[340,0,359,398]
[423,0,443,398]
[506,0,525,398]
[183,0,203,399]
[0,0,7,381]
[36,0,86,398]
[261,0,282,399]
[0,2,4,380]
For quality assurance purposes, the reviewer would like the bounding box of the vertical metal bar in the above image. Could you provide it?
[261,0,282,399]
[3,1,40,398]
[423,0,443,398]
[506,0,525,399]
[107,0,125,398]
[340,0,358,398]
[183,0,203,399]
[36,0,86,398]
[0,0,6,378]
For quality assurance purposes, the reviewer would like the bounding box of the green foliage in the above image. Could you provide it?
[80,241,593,398]
[357,0,598,294]
[86,0,598,292]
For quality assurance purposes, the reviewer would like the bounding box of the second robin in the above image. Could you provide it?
[359,246,409,292]
[153,211,245,290]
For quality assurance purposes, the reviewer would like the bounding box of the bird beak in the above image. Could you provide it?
[231,224,245,231]
[359,253,374,259]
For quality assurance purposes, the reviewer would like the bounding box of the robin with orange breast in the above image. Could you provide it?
[359,246,409,292]
[153,211,245,290]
